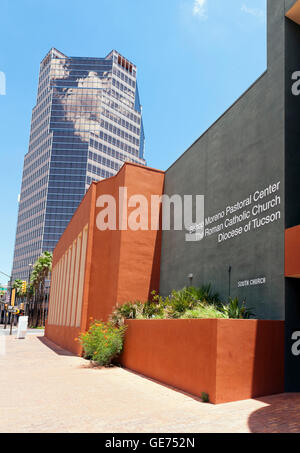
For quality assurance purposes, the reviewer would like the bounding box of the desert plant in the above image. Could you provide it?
[187,284,221,306]
[221,297,255,319]
[201,392,210,403]
[110,287,256,323]
[78,321,126,366]
[142,300,165,318]
[181,304,227,319]
[166,285,220,318]
[167,288,196,317]
[110,302,144,326]
[111,299,166,326]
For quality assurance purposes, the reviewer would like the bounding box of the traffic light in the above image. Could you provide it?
[20,303,24,311]
[4,303,7,310]
[21,281,27,294]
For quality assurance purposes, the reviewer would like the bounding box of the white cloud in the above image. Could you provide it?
[193,0,207,19]
[241,4,265,21]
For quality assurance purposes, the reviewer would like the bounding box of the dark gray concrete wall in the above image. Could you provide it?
[160,0,286,320]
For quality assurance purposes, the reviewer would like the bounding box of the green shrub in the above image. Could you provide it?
[78,321,126,366]
[168,288,194,317]
[110,286,256,324]
[142,299,166,319]
[181,304,227,319]
[201,392,210,403]
[165,285,221,318]
[187,284,221,306]
[110,293,168,326]
[220,297,255,319]
[110,302,144,326]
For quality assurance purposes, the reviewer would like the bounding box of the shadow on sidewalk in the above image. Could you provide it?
[37,336,76,357]
[122,367,205,404]
[248,393,300,433]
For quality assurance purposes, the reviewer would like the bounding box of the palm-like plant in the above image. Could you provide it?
[187,284,220,306]
[12,279,23,297]
[221,297,255,319]
[30,251,52,326]
[30,251,52,292]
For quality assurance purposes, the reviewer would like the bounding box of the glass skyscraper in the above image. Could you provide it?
[11,48,146,281]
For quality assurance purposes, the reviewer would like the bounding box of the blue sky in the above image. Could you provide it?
[0,0,266,280]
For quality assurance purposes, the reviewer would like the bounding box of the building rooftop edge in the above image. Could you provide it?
[40,48,137,69]
[91,162,164,188]
[167,69,268,173]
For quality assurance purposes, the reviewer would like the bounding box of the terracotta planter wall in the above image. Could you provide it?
[120,319,285,404]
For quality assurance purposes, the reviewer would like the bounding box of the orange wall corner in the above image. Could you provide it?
[215,320,285,404]
[46,163,165,354]
[285,225,300,277]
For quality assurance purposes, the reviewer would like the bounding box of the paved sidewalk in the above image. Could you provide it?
[0,334,299,433]
[0,325,45,336]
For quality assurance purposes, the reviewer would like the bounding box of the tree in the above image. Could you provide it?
[30,251,53,327]
[12,279,23,298]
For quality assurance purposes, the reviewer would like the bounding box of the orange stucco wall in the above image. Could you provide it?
[86,163,164,324]
[121,319,218,401]
[45,323,82,356]
[120,319,285,404]
[45,184,96,354]
[215,320,285,404]
[45,163,165,354]
[285,225,300,277]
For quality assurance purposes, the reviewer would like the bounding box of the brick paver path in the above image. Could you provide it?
[0,333,299,433]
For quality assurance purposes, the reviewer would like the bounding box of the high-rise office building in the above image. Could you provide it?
[11,48,146,281]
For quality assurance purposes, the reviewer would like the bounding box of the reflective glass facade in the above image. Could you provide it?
[11,48,146,281]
